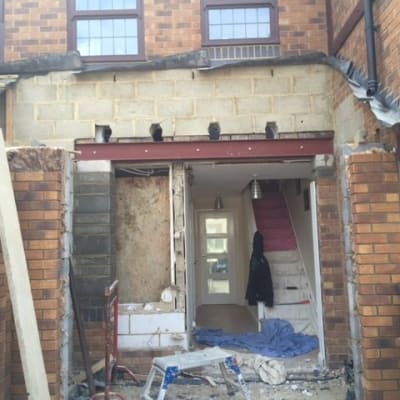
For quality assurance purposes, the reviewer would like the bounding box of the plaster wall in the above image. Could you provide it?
[283,179,316,299]
[334,93,365,148]
[10,65,333,149]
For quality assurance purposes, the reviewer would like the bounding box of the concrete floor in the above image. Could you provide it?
[195,304,258,333]
[194,304,320,374]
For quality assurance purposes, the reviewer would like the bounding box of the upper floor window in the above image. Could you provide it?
[69,0,144,62]
[201,0,279,46]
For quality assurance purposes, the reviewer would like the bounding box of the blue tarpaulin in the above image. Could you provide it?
[194,319,319,358]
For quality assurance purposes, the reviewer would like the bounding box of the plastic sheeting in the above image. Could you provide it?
[194,318,319,358]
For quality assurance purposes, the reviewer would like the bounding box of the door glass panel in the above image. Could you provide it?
[206,218,227,234]
[201,214,233,300]
[208,278,230,294]
[207,256,228,274]
[206,238,227,253]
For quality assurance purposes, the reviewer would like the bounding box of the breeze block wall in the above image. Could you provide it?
[348,151,400,400]
[0,147,67,400]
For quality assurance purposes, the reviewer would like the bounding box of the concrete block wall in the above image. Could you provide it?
[0,148,67,400]
[348,152,400,400]
[118,311,187,350]
[73,160,114,364]
[11,65,333,148]
[316,169,349,368]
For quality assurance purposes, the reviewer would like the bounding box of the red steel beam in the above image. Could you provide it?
[75,138,333,162]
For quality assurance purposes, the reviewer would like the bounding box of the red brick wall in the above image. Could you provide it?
[330,0,360,38]
[279,0,328,56]
[0,148,66,400]
[348,152,400,400]
[330,1,400,138]
[144,0,201,58]
[4,0,328,61]
[4,0,67,61]
[316,173,349,368]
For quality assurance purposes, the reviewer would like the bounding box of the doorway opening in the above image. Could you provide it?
[185,160,325,366]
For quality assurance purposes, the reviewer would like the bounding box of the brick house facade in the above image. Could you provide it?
[0,1,399,399]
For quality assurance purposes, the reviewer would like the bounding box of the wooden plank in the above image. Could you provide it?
[0,131,51,400]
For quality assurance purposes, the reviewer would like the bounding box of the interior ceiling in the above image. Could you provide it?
[190,160,313,196]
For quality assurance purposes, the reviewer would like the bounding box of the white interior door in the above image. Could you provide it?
[198,211,236,304]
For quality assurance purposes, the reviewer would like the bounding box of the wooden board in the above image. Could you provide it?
[115,175,171,303]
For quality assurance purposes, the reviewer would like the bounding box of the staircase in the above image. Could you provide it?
[252,191,316,335]
[252,193,297,252]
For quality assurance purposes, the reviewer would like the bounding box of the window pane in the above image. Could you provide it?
[88,0,100,10]
[100,0,113,9]
[207,6,270,41]
[208,257,228,274]
[206,238,227,254]
[233,8,245,23]
[101,38,113,54]
[220,9,233,24]
[233,24,245,38]
[209,25,221,40]
[113,19,125,37]
[209,9,220,24]
[206,218,227,234]
[245,8,257,23]
[221,24,233,39]
[101,19,113,36]
[246,23,258,38]
[113,0,124,9]
[89,19,101,36]
[126,37,138,54]
[76,0,136,10]
[124,0,137,8]
[77,20,89,37]
[76,17,138,56]
[258,23,270,38]
[258,7,269,22]
[208,278,230,294]
[77,38,90,55]
[76,0,88,10]
[125,18,137,36]
[114,37,126,54]
[90,38,102,55]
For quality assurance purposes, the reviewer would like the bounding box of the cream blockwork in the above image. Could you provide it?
[12,65,333,148]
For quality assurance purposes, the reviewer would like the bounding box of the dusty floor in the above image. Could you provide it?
[110,375,347,399]
[105,351,348,400]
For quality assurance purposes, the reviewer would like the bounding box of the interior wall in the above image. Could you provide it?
[283,179,316,298]
[115,175,171,303]
[192,194,248,306]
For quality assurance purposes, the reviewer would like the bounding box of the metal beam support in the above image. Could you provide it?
[75,138,333,162]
